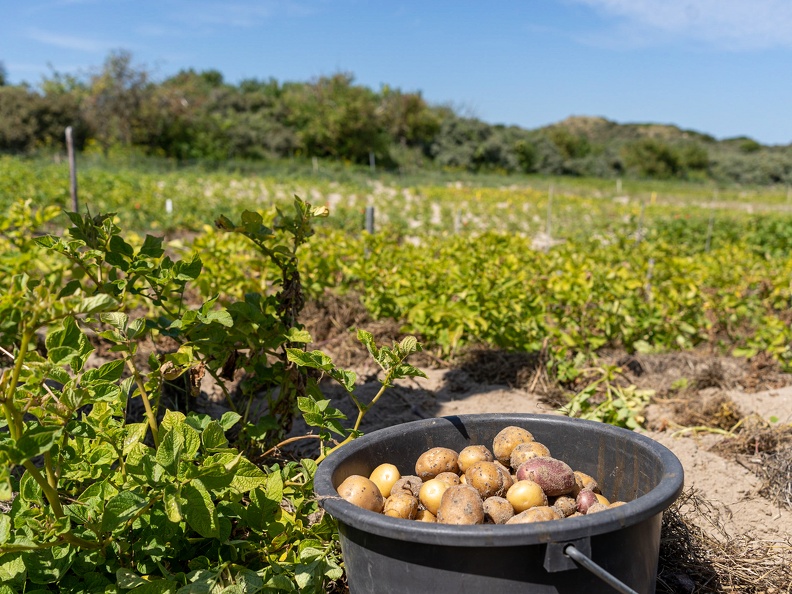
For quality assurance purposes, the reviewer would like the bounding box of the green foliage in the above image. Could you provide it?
[0,198,375,592]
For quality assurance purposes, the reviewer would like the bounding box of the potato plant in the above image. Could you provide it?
[0,198,424,592]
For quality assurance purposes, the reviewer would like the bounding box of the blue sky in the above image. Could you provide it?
[3,0,792,145]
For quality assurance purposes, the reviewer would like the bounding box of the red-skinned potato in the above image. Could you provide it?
[576,488,598,514]
[516,457,575,497]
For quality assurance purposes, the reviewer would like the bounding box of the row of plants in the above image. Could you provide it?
[0,198,431,592]
[4,156,792,251]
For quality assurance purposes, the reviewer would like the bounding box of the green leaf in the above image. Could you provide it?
[219,411,241,431]
[76,294,119,314]
[398,335,419,354]
[228,458,268,493]
[163,484,182,523]
[57,279,81,299]
[285,349,333,371]
[182,480,218,538]
[117,568,146,589]
[109,235,135,258]
[46,316,92,371]
[19,471,43,503]
[101,491,147,533]
[284,327,312,343]
[82,359,125,384]
[173,255,203,282]
[155,429,184,476]
[0,515,10,545]
[25,543,76,584]
[15,425,63,463]
[201,422,228,451]
[130,582,177,594]
[123,423,149,455]
[138,235,164,259]
[100,312,129,331]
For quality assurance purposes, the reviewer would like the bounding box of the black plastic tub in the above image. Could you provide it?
[314,413,684,593]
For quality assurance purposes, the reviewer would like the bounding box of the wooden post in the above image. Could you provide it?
[369,151,376,174]
[66,126,78,212]
[365,206,375,234]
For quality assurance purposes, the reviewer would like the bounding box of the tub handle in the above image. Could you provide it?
[563,544,639,594]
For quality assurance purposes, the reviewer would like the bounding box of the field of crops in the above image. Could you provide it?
[1,155,791,591]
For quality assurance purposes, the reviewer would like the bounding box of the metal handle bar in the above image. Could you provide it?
[564,544,640,594]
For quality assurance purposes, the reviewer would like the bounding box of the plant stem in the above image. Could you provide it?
[22,460,64,517]
[44,452,57,489]
[3,330,33,440]
[316,375,391,464]
[261,434,322,458]
[126,358,159,447]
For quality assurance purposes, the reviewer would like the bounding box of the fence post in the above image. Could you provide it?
[66,126,78,212]
[369,152,376,174]
[365,206,375,234]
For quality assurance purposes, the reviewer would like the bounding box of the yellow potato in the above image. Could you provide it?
[436,485,485,525]
[492,426,534,466]
[506,479,547,513]
[369,463,401,498]
[457,445,494,473]
[418,478,450,515]
[383,492,419,520]
[415,447,460,480]
[465,461,507,499]
[337,475,384,513]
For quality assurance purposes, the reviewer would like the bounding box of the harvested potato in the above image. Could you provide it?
[586,502,610,514]
[506,479,547,513]
[435,472,461,486]
[506,506,561,524]
[369,463,401,498]
[515,456,575,497]
[383,492,419,519]
[391,475,422,498]
[595,493,610,506]
[415,509,437,522]
[609,501,627,508]
[575,488,598,514]
[419,478,450,515]
[571,470,601,497]
[492,426,534,465]
[465,460,507,499]
[493,461,514,492]
[436,485,485,525]
[509,441,551,470]
[457,445,494,473]
[483,496,515,524]
[549,495,577,518]
[415,447,459,480]
[337,475,384,513]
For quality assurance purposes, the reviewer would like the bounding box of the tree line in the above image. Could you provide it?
[2,51,792,185]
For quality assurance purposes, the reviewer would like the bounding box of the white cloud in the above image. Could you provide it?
[570,0,792,49]
[167,0,315,29]
[25,28,120,52]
